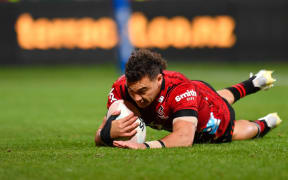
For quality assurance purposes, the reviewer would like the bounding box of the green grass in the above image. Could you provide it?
[0,62,288,180]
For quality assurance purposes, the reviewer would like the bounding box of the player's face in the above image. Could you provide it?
[127,74,163,108]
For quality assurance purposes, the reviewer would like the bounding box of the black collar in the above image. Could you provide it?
[161,73,165,91]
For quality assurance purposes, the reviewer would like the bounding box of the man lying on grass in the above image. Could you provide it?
[95,49,282,149]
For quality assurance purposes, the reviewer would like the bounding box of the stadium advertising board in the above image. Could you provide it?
[0,0,287,64]
[15,13,236,50]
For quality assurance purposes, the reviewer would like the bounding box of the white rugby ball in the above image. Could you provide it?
[107,100,146,143]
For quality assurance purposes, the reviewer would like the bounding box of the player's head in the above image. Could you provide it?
[125,49,167,108]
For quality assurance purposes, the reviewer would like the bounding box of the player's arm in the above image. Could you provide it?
[161,116,197,148]
[95,115,108,146]
[113,116,197,149]
[95,111,139,146]
[95,79,138,146]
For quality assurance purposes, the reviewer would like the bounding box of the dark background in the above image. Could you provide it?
[0,0,287,65]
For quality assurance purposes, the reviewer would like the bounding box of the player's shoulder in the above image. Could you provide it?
[167,82,198,102]
[172,80,214,94]
[164,82,199,113]
[112,75,126,87]
[108,75,127,108]
[164,70,189,80]
[163,70,191,89]
[171,82,197,94]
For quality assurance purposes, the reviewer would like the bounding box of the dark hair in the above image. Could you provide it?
[125,49,167,82]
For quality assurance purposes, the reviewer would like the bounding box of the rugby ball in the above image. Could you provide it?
[107,100,146,143]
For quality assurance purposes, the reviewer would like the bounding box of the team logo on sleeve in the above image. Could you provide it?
[175,89,197,102]
[109,88,117,103]
[157,105,169,120]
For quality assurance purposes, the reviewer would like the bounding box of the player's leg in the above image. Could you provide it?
[232,120,258,140]
[217,89,235,105]
[217,70,276,105]
[232,113,282,140]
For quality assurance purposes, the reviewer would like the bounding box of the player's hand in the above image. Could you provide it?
[110,111,139,139]
[113,140,146,149]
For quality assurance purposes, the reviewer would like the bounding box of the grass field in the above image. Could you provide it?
[0,62,287,180]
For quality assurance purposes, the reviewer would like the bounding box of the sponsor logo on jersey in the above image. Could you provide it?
[175,89,197,102]
[109,88,117,103]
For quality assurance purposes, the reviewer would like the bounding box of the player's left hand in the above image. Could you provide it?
[113,140,146,149]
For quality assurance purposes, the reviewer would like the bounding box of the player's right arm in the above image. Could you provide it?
[95,115,108,146]
[95,112,138,146]
[95,79,138,146]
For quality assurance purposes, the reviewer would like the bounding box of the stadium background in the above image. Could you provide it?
[1,0,288,66]
[0,0,287,179]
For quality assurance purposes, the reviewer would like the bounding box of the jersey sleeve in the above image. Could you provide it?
[168,83,199,119]
[106,79,125,109]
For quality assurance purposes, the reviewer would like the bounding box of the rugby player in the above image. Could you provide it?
[95,49,282,149]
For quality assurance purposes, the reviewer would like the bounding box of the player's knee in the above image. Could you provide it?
[247,122,258,133]
[217,89,234,105]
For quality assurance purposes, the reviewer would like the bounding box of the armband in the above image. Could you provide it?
[100,115,118,146]
[157,140,166,148]
[143,143,150,149]
[145,140,166,149]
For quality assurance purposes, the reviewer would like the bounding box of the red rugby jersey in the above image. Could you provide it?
[107,70,231,141]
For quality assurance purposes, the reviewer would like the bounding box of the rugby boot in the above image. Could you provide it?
[250,70,276,90]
